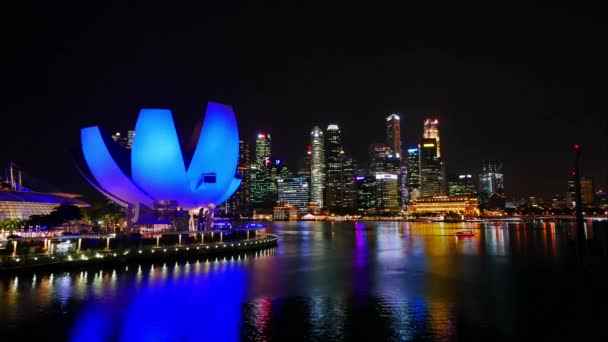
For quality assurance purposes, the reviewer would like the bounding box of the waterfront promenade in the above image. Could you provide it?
[0,228,278,271]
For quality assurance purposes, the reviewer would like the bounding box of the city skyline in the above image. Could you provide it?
[1,3,607,199]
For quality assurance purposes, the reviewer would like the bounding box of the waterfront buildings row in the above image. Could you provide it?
[226,113,512,218]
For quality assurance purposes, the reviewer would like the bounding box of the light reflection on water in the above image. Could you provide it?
[1,221,608,341]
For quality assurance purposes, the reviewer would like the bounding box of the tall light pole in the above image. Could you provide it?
[573,144,586,255]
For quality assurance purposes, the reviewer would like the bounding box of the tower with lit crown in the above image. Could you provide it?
[423,118,441,158]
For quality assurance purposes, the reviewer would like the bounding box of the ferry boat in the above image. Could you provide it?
[455,230,475,237]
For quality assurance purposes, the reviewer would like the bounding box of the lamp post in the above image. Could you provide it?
[573,144,586,255]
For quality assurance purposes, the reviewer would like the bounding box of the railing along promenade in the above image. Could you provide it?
[0,227,278,271]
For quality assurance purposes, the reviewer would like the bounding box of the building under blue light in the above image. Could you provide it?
[79,102,242,216]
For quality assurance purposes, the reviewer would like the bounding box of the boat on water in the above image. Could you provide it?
[455,230,475,237]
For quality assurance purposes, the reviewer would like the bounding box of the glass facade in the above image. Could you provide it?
[277,177,310,214]
[0,201,59,220]
[420,138,442,197]
[310,126,325,210]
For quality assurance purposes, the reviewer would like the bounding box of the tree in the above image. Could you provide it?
[51,204,83,232]
[0,218,22,234]
[444,211,462,222]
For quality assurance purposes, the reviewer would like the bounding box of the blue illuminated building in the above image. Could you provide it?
[79,102,242,213]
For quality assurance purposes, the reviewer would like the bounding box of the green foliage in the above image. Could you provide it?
[0,218,22,232]
[444,211,462,221]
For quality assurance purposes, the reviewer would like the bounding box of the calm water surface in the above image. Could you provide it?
[2,221,608,341]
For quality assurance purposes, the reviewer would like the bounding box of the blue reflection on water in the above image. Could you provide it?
[70,260,245,342]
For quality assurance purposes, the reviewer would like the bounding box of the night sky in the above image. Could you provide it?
[1,2,606,199]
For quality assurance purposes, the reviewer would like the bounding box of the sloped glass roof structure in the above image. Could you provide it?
[79,102,241,210]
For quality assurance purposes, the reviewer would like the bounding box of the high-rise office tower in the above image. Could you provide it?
[342,156,357,210]
[375,173,400,211]
[566,173,576,206]
[325,124,357,212]
[386,114,402,157]
[479,161,505,206]
[448,174,477,197]
[277,177,310,214]
[127,130,135,149]
[310,126,325,210]
[356,175,376,214]
[255,133,271,166]
[298,146,312,178]
[251,133,274,209]
[325,125,343,211]
[419,138,442,197]
[227,140,251,217]
[423,118,447,194]
[581,177,594,206]
[423,118,441,158]
[369,144,391,175]
[387,114,407,208]
[406,147,421,202]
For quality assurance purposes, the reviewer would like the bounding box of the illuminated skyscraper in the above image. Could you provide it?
[420,138,441,197]
[423,118,441,158]
[581,177,594,206]
[277,177,310,214]
[251,133,273,208]
[479,161,504,207]
[325,124,356,212]
[375,173,400,211]
[127,130,135,149]
[298,146,312,178]
[227,140,251,217]
[310,126,325,210]
[448,174,477,197]
[406,147,421,202]
[369,144,391,175]
[356,175,376,214]
[386,114,402,157]
[255,133,271,166]
[325,124,343,211]
[342,156,357,210]
[386,113,407,208]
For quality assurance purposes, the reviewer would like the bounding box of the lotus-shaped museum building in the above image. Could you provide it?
[79,102,241,215]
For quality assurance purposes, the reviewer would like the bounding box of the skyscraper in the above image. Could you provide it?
[406,147,421,202]
[310,126,325,210]
[581,177,594,206]
[127,130,135,149]
[423,118,441,158]
[479,161,505,207]
[298,146,312,178]
[255,133,271,166]
[369,144,391,175]
[251,133,273,209]
[277,177,310,214]
[386,114,402,157]
[325,124,357,212]
[375,173,400,211]
[325,124,343,211]
[448,174,477,197]
[227,140,251,217]
[356,175,376,214]
[419,138,442,197]
[342,156,357,210]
